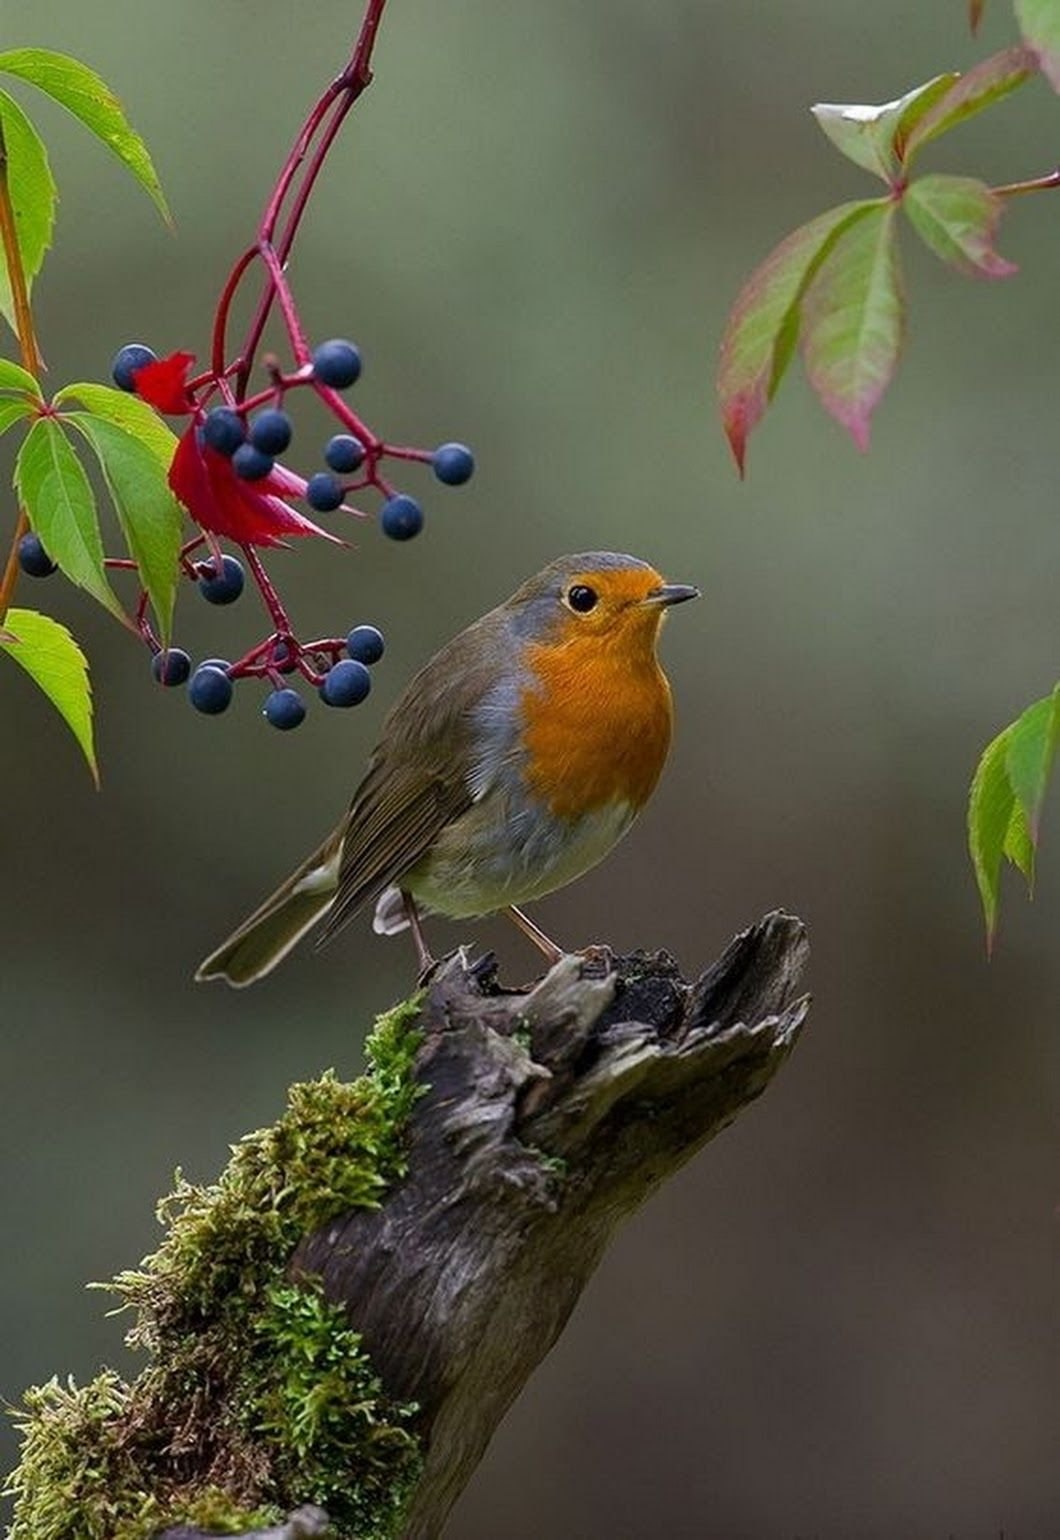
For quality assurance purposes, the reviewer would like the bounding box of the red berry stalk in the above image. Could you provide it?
[109,0,475,728]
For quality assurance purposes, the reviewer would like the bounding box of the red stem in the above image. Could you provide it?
[993,167,1060,198]
[211,0,389,397]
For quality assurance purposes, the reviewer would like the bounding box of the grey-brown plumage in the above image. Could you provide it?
[195,553,696,987]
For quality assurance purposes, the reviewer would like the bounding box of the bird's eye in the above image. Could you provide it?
[566,584,598,613]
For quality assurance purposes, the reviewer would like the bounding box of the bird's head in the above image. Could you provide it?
[506,552,699,660]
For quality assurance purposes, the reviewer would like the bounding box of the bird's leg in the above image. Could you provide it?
[402,890,436,977]
[505,905,565,965]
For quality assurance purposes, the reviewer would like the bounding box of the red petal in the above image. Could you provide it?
[168,426,341,547]
[134,351,197,415]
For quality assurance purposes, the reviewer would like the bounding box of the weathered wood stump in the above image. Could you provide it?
[163,910,809,1540]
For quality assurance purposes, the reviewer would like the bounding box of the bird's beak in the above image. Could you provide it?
[643,582,700,607]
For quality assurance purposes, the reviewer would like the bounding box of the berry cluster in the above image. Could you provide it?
[147,621,385,731]
[104,334,474,730]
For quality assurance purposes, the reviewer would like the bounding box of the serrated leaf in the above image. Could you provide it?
[55,381,177,470]
[800,202,903,452]
[14,417,126,624]
[0,48,168,221]
[903,174,1017,278]
[903,48,1038,161]
[717,201,877,473]
[1005,688,1060,842]
[812,77,957,181]
[0,605,96,782]
[968,722,1018,947]
[0,355,42,398]
[0,87,55,338]
[66,411,182,641]
[1016,0,1060,90]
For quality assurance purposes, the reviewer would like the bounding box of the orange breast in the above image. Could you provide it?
[520,630,673,819]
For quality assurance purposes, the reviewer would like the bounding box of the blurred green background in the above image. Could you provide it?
[2,2,1060,1535]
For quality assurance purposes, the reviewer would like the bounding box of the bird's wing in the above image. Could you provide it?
[315,765,472,944]
[315,609,512,946]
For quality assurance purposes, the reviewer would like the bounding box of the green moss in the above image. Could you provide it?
[3,1374,280,1540]
[5,998,425,1540]
[248,1281,420,1539]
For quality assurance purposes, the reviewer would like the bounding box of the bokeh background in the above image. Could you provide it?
[2,2,1059,1536]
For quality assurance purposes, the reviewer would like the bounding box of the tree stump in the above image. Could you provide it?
[160,909,809,1540]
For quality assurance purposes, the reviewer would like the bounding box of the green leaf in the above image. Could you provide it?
[717,200,878,473]
[0,355,42,398]
[1016,0,1060,90]
[811,76,957,181]
[0,605,96,782]
[1005,688,1060,842]
[800,202,903,452]
[55,381,177,471]
[14,417,126,624]
[0,395,33,436]
[903,174,1017,278]
[968,691,1060,946]
[903,48,1039,161]
[0,48,168,221]
[968,722,1018,948]
[66,410,182,641]
[0,87,56,337]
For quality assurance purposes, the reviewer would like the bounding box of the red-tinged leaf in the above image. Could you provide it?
[132,350,196,415]
[903,175,1017,278]
[813,77,957,181]
[717,201,877,473]
[800,202,902,452]
[0,605,96,783]
[1016,0,1060,90]
[1005,688,1060,843]
[903,47,1038,162]
[169,423,341,548]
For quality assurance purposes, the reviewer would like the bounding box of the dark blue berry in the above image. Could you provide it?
[263,687,306,730]
[345,624,384,666]
[319,659,371,708]
[432,442,475,486]
[381,494,424,541]
[17,532,57,577]
[151,647,192,687]
[112,343,157,392]
[306,472,344,513]
[197,554,245,606]
[324,434,365,474]
[232,443,274,481]
[202,407,246,457]
[249,408,292,456]
[312,339,362,389]
[189,664,234,714]
[199,658,231,674]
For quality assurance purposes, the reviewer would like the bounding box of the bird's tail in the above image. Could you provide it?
[195,834,343,988]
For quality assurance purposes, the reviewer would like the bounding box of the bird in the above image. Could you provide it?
[196,551,698,987]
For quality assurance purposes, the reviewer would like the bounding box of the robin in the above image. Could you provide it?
[196,551,698,987]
